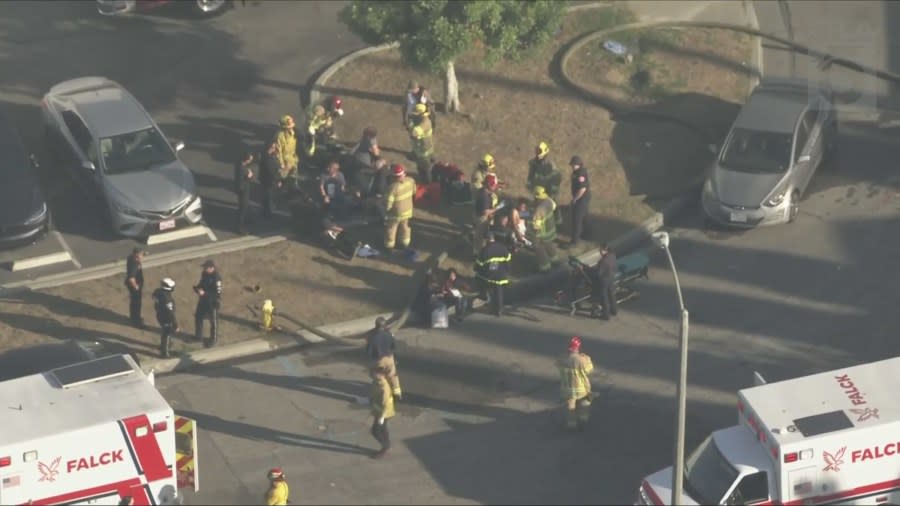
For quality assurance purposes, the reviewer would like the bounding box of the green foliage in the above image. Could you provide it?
[340,0,568,73]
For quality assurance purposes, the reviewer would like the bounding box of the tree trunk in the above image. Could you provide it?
[444,60,461,113]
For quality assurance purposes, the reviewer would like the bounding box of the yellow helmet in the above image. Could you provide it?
[313,105,326,116]
[279,115,294,128]
[480,153,495,170]
[414,103,428,115]
[537,141,550,158]
[533,185,548,199]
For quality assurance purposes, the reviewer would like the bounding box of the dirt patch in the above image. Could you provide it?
[324,6,753,270]
[567,27,755,104]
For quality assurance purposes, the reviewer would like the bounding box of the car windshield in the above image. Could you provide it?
[99,127,175,175]
[720,128,792,174]
[683,435,739,504]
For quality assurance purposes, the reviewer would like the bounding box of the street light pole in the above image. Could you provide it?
[652,232,690,506]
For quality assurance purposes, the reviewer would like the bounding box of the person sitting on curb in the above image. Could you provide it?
[321,215,361,261]
[437,268,473,322]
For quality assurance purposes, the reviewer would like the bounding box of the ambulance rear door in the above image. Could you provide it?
[174,416,199,492]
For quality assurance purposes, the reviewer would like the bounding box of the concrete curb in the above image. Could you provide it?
[0,233,287,297]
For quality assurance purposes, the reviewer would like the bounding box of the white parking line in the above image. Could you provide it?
[51,230,82,269]
[7,251,73,272]
[145,225,211,246]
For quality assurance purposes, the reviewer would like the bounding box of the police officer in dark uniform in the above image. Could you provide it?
[568,155,591,248]
[152,277,179,358]
[475,232,511,317]
[590,243,618,320]
[234,151,255,234]
[124,248,145,329]
[193,259,223,348]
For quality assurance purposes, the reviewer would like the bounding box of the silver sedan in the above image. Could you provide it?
[42,77,203,238]
[702,79,837,228]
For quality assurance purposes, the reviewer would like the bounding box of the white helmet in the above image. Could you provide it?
[161,278,176,291]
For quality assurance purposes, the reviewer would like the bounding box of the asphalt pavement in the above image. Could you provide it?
[753,0,900,115]
[0,0,363,284]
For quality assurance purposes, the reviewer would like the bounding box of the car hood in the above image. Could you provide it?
[0,173,46,226]
[104,161,195,213]
[711,166,785,207]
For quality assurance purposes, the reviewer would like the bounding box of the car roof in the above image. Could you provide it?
[0,109,27,168]
[732,84,814,134]
[50,78,152,138]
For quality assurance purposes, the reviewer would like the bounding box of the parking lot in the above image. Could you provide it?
[0,0,363,285]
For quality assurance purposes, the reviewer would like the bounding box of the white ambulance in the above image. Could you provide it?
[0,354,198,505]
[637,356,900,505]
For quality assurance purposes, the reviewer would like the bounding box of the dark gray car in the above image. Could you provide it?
[42,77,203,238]
[702,78,837,228]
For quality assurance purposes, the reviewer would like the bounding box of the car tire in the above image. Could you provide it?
[191,0,228,17]
[788,190,800,223]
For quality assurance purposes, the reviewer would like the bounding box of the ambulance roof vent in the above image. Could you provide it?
[792,410,854,437]
[50,354,135,389]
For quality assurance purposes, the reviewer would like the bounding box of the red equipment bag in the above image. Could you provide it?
[415,182,442,207]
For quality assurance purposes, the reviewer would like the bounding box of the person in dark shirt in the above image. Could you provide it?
[366,317,402,400]
[475,232,511,317]
[352,127,381,170]
[589,243,618,320]
[124,248,145,329]
[568,155,591,248]
[233,151,255,234]
[152,277,179,358]
[321,215,361,260]
[193,259,223,348]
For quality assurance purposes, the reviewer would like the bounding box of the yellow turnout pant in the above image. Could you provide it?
[384,219,411,249]
[375,355,402,397]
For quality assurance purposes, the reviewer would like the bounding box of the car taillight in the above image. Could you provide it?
[0,456,11,467]
[152,421,167,433]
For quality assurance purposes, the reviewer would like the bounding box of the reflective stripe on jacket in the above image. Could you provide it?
[274,130,298,170]
[557,352,593,400]
[475,242,511,285]
[410,117,434,157]
[386,178,416,220]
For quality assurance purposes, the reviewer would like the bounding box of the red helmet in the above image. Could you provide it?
[485,173,498,189]
[330,96,344,115]
[392,164,406,177]
[568,336,582,352]
[267,468,284,480]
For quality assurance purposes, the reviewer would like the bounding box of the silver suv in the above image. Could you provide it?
[42,77,203,238]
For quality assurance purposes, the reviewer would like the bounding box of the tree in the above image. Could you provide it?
[340,0,568,113]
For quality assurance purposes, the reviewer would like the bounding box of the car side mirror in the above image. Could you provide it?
[174,141,185,152]
[798,154,811,163]
[82,161,96,171]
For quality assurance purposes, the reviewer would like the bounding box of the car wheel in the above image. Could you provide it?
[788,190,800,223]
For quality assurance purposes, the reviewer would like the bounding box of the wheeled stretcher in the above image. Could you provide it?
[555,251,650,317]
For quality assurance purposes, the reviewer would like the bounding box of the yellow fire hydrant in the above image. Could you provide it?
[262,299,275,332]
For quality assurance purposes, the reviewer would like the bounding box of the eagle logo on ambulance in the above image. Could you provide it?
[37,457,61,482]
[822,447,846,472]
[850,407,879,422]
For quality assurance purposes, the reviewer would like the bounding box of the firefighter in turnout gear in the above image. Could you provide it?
[557,336,594,431]
[367,317,402,400]
[527,141,562,224]
[408,103,435,182]
[531,186,561,272]
[265,468,290,506]
[384,164,415,250]
[472,173,501,255]
[475,232,511,317]
[305,105,330,157]
[471,153,497,191]
[152,278,179,358]
[193,259,223,348]
[268,115,299,183]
